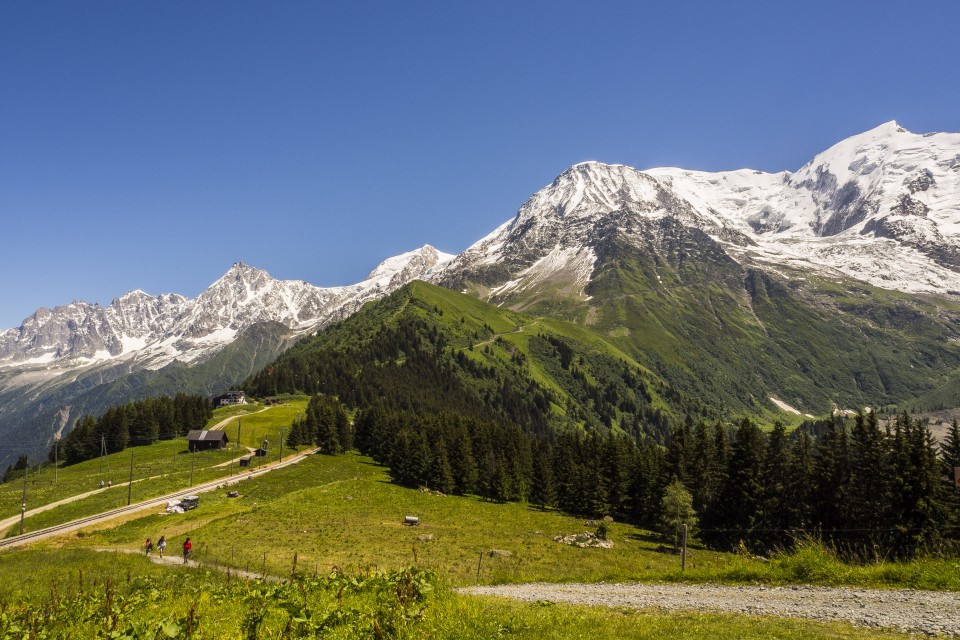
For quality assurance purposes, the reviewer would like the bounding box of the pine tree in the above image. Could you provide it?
[889,416,947,556]
[427,438,455,494]
[529,441,556,509]
[941,419,960,528]
[812,415,850,535]
[786,429,815,532]
[448,422,478,495]
[846,410,891,550]
[758,422,794,549]
[628,441,665,526]
[665,421,694,486]
[688,420,718,522]
[712,418,765,549]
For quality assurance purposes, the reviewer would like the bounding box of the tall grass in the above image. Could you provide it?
[670,538,960,591]
[0,549,914,639]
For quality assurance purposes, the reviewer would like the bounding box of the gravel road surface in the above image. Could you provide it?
[461,582,960,636]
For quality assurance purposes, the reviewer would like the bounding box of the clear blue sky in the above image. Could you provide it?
[2,1,959,329]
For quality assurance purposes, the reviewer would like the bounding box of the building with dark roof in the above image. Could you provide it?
[186,429,229,452]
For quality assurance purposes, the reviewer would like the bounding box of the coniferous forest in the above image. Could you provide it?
[49,394,212,466]
[245,284,960,559]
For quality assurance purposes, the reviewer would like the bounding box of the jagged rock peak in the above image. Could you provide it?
[366,244,454,281]
[518,161,664,225]
[221,261,271,281]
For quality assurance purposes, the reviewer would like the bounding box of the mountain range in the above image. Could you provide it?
[4,121,960,466]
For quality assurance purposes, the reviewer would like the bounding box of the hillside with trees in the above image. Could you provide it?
[246,282,960,558]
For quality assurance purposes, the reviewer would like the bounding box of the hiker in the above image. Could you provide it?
[107,480,112,487]
[145,538,153,555]
[157,536,167,558]
[182,537,192,564]
[99,479,104,489]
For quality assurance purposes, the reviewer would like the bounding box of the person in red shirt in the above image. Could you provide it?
[182,537,192,564]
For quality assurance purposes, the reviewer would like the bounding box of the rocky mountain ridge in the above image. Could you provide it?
[440,121,960,300]
[0,245,452,371]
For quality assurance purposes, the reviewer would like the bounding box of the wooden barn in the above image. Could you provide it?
[187,429,229,452]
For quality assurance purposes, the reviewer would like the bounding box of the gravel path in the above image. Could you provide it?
[461,582,960,636]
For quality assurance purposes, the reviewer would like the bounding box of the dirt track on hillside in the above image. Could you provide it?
[461,582,960,636]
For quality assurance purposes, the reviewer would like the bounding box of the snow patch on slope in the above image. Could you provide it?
[489,245,597,300]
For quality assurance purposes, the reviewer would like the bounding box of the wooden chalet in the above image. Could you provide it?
[187,429,229,452]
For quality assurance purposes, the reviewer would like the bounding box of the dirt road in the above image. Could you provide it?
[462,582,960,636]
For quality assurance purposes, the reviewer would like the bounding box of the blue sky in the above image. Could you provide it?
[2,1,959,329]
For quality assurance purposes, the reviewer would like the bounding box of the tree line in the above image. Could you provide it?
[288,395,960,559]
[49,394,212,466]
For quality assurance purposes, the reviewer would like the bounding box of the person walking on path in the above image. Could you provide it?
[144,538,153,555]
[182,537,192,564]
[157,536,166,558]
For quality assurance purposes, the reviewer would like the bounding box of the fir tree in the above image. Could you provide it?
[758,422,794,549]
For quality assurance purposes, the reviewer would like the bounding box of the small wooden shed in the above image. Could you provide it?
[187,429,229,452]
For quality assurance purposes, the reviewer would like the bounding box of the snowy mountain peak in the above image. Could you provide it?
[445,121,960,303]
[365,245,454,288]
[0,245,457,371]
[218,261,271,283]
[519,161,665,226]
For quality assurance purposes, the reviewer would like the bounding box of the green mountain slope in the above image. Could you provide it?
[480,229,960,415]
[246,281,707,440]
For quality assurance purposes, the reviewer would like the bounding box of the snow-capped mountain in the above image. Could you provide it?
[0,244,453,466]
[441,121,960,299]
[5,120,960,467]
[0,245,453,371]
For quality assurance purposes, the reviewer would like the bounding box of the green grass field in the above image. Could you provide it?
[0,549,914,640]
[202,398,309,451]
[52,451,959,593]
[0,395,956,637]
[0,449,938,639]
[0,401,311,537]
[0,438,236,524]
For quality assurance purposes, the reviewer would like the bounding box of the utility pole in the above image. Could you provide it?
[99,436,104,478]
[19,465,28,536]
[681,524,688,571]
[236,418,242,451]
[190,447,195,487]
[127,449,134,505]
[279,428,284,462]
[54,440,58,486]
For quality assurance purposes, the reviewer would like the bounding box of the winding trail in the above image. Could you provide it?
[462,582,960,637]
[473,320,539,348]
